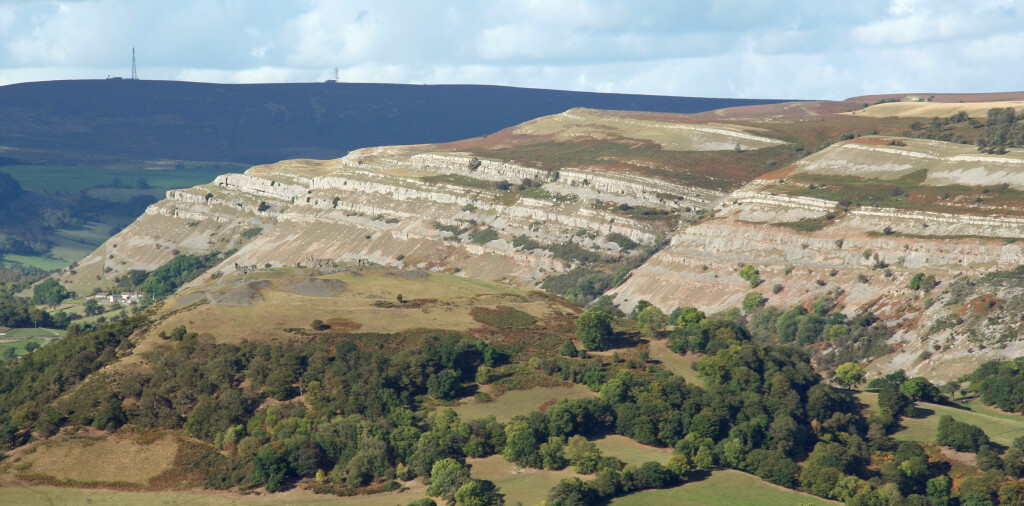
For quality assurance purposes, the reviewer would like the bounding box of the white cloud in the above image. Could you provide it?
[0,0,1022,99]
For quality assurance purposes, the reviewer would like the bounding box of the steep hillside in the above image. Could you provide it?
[56,107,798,299]
[48,95,1024,382]
[612,132,1024,380]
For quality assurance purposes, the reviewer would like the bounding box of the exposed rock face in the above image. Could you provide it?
[56,108,1024,382]
[59,142,719,294]
[611,137,1024,380]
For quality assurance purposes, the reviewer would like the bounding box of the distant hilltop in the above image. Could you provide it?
[0,79,791,167]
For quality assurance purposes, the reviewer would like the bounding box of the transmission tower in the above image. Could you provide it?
[131,47,138,80]
[333,67,339,82]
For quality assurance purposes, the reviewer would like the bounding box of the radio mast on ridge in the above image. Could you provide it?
[131,47,138,80]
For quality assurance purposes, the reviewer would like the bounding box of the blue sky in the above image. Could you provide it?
[0,0,1022,99]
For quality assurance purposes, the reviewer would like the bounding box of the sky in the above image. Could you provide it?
[0,0,1022,100]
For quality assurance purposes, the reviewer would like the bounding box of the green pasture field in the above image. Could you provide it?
[469,454,581,506]
[454,384,596,423]
[0,328,64,356]
[3,328,65,338]
[648,339,703,385]
[0,165,229,193]
[611,469,837,505]
[0,337,48,357]
[593,435,673,466]
[0,254,69,270]
[858,392,1024,446]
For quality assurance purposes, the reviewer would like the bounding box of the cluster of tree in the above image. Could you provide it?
[0,293,72,330]
[936,415,990,453]
[0,314,140,445]
[128,253,222,299]
[31,278,71,307]
[540,240,662,306]
[907,107,1024,153]
[6,291,1024,504]
[977,107,1024,152]
[907,109,976,144]
[969,357,1024,413]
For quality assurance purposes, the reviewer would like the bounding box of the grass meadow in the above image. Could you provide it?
[858,392,1024,446]
[611,470,838,505]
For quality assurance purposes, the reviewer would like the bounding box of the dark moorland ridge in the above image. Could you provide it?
[0,79,791,166]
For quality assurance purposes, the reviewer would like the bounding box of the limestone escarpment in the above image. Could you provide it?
[58,141,720,294]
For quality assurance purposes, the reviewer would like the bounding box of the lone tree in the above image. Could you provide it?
[739,265,761,288]
[741,292,766,313]
[677,307,706,325]
[636,305,666,337]
[834,362,865,388]
[32,279,70,308]
[576,309,613,350]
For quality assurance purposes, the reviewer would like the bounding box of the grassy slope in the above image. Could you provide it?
[0,483,428,505]
[593,435,673,466]
[611,470,837,506]
[858,392,1024,446]
[469,455,582,506]
[648,339,703,385]
[6,431,179,485]
[453,384,596,423]
[144,267,557,346]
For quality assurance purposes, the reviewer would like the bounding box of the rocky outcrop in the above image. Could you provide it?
[60,139,713,293]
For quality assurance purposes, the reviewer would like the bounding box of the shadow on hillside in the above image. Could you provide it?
[907,406,935,419]
[607,332,644,349]
[591,470,714,505]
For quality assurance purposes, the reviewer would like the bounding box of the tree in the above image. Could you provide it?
[558,340,578,357]
[908,273,924,290]
[427,458,471,503]
[503,420,541,468]
[900,377,940,402]
[454,479,504,506]
[999,480,1024,506]
[84,298,103,316]
[576,309,613,351]
[693,446,714,471]
[547,477,592,506]
[539,436,568,470]
[741,292,765,313]
[252,444,290,492]
[834,362,865,388]
[739,265,761,287]
[32,279,70,307]
[565,435,602,474]
[310,319,328,331]
[428,369,461,400]
[636,305,666,337]
[926,475,951,506]
[878,381,912,417]
[937,415,990,452]
[677,307,706,325]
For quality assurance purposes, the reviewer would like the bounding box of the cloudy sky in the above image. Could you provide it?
[1,0,1022,100]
